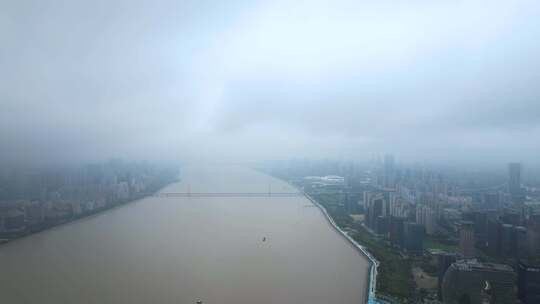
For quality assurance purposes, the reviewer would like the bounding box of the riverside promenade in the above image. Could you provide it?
[303,192,382,304]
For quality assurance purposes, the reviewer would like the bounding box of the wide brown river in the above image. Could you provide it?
[0,166,370,304]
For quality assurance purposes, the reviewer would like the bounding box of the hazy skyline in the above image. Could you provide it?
[2,0,540,166]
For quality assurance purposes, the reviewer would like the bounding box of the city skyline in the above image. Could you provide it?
[2,1,540,303]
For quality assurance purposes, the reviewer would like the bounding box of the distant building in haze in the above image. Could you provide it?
[487,218,503,257]
[404,222,425,253]
[527,215,540,256]
[24,201,45,226]
[364,191,384,231]
[375,215,390,236]
[515,226,529,259]
[463,211,488,243]
[416,204,437,235]
[487,217,529,259]
[4,209,25,231]
[509,162,522,199]
[482,192,500,208]
[436,251,458,301]
[389,216,406,247]
[383,154,395,188]
[459,221,475,258]
[344,193,359,214]
[501,224,516,257]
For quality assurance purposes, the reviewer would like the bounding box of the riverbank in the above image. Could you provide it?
[303,193,379,304]
[258,170,383,303]
[310,192,415,302]
[0,179,178,246]
[0,166,375,304]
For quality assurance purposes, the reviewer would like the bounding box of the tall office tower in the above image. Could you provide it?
[508,162,522,197]
[482,192,500,208]
[383,154,395,188]
[527,215,540,256]
[515,226,528,259]
[363,191,374,210]
[501,224,516,257]
[364,191,385,230]
[344,193,358,214]
[487,219,503,256]
[404,222,425,253]
[389,216,406,247]
[463,211,488,243]
[459,221,475,258]
[416,204,436,235]
[442,260,517,304]
[375,215,390,236]
[369,196,384,230]
[437,252,457,301]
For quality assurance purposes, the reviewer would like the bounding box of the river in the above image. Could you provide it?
[0,166,370,304]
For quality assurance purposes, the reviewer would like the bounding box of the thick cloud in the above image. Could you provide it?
[1,0,540,165]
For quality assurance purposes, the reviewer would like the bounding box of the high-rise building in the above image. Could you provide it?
[383,154,395,188]
[442,260,517,304]
[501,212,521,226]
[344,193,358,214]
[463,211,488,243]
[459,221,475,258]
[404,222,425,253]
[364,191,384,231]
[488,218,529,259]
[487,219,502,257]
[389,216,406,247]
[516,226,529,259]
[416,204,436,235]
[436,251,457,301]
[482,192,500,208]
[4,209,25,231]
[375,216,390,236]
[527,215,540,257]
[501,224,516,258]
[24,201,45,226]
[388,192,411,218]
[509,162,522,197]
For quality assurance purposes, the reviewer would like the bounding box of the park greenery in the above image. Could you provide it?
[312,193,414,300]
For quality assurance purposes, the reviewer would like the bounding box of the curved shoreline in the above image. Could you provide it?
[0,182,176,248]
[259,169,381,304]
[303,192,380,304]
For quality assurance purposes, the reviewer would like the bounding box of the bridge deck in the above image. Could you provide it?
[155,192,304,198]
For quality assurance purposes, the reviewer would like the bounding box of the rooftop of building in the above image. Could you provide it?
[453,259,514,273]
[520,258,540,269]
[428,249,458,256]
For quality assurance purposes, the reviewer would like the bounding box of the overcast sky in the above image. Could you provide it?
[1,0,540,166]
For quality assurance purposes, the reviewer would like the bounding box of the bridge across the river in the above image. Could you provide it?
[155,192,304,198]
[153,191,368,198]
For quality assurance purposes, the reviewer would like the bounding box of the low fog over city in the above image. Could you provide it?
[2,0,540,166]
[2,1,540,304]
